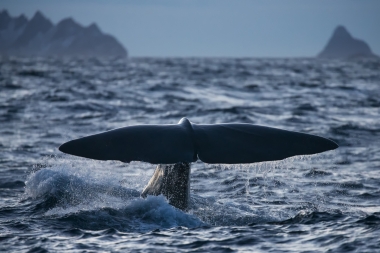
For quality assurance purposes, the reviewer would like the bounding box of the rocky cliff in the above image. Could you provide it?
[0,10,127,58]
[318,26,377,59]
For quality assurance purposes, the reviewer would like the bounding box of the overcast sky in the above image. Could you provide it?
[2,0,379,57]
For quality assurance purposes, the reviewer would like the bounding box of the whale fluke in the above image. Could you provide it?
[193,123,338,164]
[59,118,338,164]
[59,117,338,210]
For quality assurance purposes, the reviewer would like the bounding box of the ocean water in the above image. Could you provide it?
[0,56,379,252]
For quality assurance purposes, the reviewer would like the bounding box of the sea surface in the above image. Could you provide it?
[0,57,379,252]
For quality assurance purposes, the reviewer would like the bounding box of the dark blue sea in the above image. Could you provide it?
[1,57,379,252]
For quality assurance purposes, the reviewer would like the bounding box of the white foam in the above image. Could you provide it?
[24,160,204,230]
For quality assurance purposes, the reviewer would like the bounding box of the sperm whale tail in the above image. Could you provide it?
[59,117,338,164]
[59,117,338,210]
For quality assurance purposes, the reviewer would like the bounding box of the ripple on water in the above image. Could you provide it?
[0,57,379,252]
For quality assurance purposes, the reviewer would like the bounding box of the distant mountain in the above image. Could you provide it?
[0,10,127,58]
[318,26,378,59]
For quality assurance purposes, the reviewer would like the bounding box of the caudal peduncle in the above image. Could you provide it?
[141,162,191,210]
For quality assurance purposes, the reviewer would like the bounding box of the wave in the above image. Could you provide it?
[24,165,203,232]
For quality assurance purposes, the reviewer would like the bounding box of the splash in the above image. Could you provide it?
[24,160,203,231]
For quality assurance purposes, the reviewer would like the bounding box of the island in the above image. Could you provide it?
[318,25,378,59]
[0,10,127,59]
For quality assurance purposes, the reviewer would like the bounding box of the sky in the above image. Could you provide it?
[2,0,379,57]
